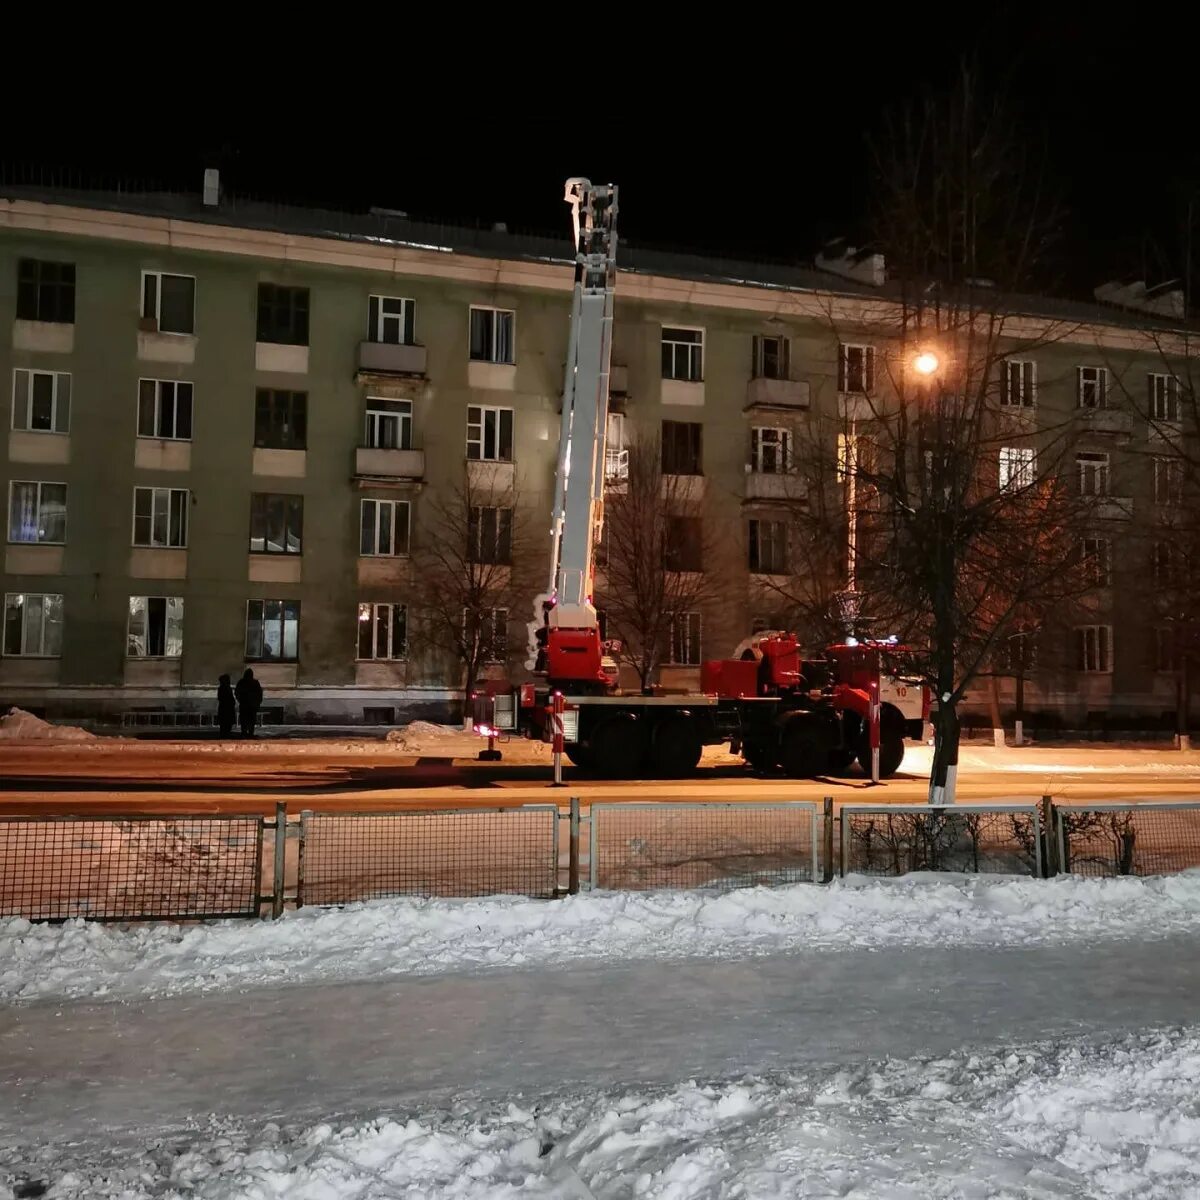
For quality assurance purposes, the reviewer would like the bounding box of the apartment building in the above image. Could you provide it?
[0,180,1192,726]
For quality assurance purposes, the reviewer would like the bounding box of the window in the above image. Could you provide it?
[1076,625,1112,672]
[662,420,703,475]
[604,411,628,482]
[256,283,309,346]
[1077,366,1108,409]
[250,494,303,555]
[3,593,63,656]
[1077,452,1110,497]
[245,599,300,661]
[1080,537,1112,587]
[751,427,791,473]
[357,602,407,660]
[1002,360,1036,407]
[360,499,410,556]
[753,334,789,380]
[661,327,703,381]
[999,446,1036,491]
[668,611,702,665]
[480,608,509,663]
[141,272,195,335]
[1149,374,1181,423]
[368,295,415,345]
[664,516,704,572]
[137,379,193,440]
[838,344,875,393]
[1151,540,1176,586]
[467,405,514,461]
[469,306,514,364]
[8,481,66,544]
[255,390,307,450]
[133,487,188,548]
[365,398,412,450]
[12,369,70,434]
[127,596,184,657]
[17,258,75,324]
[1154,456,1183,506]
[748,518,788,574]
[469,506,513,565]
[1156,627,1177,673]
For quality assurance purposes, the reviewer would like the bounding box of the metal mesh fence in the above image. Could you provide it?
[841,805,1041,877]
[0,816,263,921]
[298,807,559,905]
[1058,803,1200,877]
[590,802,818,891]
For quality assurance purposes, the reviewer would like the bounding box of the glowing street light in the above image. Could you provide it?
[912,350,940,376]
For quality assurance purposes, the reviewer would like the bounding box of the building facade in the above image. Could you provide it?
[0,182,1191,727]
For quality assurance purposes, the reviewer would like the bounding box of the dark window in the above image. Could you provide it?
[133,487,188,548]
[137,380,193,440]
[255,390,307,450]
[469,307,515,363]
[664,516,704,572]
[661,327,703,381]
[466,405,514,461]
[753,335,789,380]
[256,284,310,345]
[368,296,415,345]
[838,344,875,393]
[662,420,703,475]
[748,519,788,574]
[17,258,75,323]
[142,272,195,334]
[357,602,407,660]
[245,599,300,660]
[469,506,513,565]
[250,494,304,555]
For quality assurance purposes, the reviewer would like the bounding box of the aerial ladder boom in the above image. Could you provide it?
[529,178,619,687]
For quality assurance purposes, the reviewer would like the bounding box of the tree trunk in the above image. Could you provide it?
[928,699,961,806]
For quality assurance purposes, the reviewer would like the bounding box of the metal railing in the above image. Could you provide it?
[297,806,560,905]
[589,801,819,891]
[1057,802,1200,877]
[840,804,1043,878]
[0,815,264,921]
[121,711,217,729]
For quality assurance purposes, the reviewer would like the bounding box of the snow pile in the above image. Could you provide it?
[6,1030,1200,1198]
[385,720,467,751]
[0,706,96,741]
[7,872,1200,1004]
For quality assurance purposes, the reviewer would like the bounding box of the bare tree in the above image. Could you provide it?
[597,434,726,689]
[411,465,528,711]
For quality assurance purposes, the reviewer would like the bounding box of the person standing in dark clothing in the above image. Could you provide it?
[235,668,263,737]
[216,674,236,737]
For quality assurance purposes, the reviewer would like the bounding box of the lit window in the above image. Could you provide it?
[127,596,184,657]
[8,481,67,544]
[357,602,407,660]
[245,599,300,661]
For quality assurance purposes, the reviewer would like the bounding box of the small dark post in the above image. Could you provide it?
[822,796,835,883]
[568,796,581,895]
[272,801,287,919]
[1040,794,1055,878]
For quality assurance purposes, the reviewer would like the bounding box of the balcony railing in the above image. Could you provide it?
[357,341,427,376]
[1074,407,1132,437]
[745,377,810,410]
[604,447,629,482]
[355,447,425,479]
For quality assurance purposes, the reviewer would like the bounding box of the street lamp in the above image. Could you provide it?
[912,350,940,376]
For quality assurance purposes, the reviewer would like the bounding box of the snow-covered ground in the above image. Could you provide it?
[4,1029,1199,1198]
[6,872,1200,1004]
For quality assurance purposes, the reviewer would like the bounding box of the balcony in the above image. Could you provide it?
[357,341,427,377]
[604,447,629,486]
[355,447,425,480]
[745,377,810,411]
[744,471,801,501]
[1074,407,1133,438]
[1091,496,1134,521]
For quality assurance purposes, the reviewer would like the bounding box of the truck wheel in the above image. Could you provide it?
[744,741,777,773]
[857,737,905,777]
[778,715,829,779]
[591,716,646,779]
[827,747,857,775]
[650,717,702,778]
[564,744,594,770]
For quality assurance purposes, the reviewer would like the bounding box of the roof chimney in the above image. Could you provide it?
[202,168,220,208]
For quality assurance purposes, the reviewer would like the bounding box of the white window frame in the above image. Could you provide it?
[245,599,300,662]
[11,369,70,434]
[1076,624,1112,673]
[1077,452,1110,497]
[132,486,189,548]
[126,596,184,658]
[838,343,875,394]
[668,611,702,666]
[1080,536,1112,587]
[466,405,514,462]
[7,480,67,545]
[368,295,416,345]
[357,601,407,661]
[364,398,413,450]
[359,498,411,557]
[1154,456,1183,506]
[1002,360,1037,407]
[753,334,789,380]
[1149,373,1181,423]
[469,506,513,565]
[1076,365,1109,409]
[750,426,791,474]
[140,270,195,335]
[999,445,1036,491]
[3,592,63,657]
[661,326,704,382]
[748,518,788,575]
[137,378,193,441]
[468,306,515,364]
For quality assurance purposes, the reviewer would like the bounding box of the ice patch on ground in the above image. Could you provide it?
[0,706,97,741]
[6,872,1200,1004]
[4,1030,1199,1198]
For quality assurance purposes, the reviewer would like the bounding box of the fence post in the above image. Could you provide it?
[822,797,834,883]
[551,691,565,787]
[568,796,581,895]
[271,801,287,919]
[1040,794,1055,878]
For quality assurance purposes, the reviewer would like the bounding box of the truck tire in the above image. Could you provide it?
[650,716,703,778]
[827,747,857,775]
[743,741,777,773]
[856,703,907,777]
[778,713,829,779]
[564,744,594,770]
[590,715,646,779]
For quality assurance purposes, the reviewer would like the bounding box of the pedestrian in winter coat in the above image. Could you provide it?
[216,674,236,737]
[235,668,264,738]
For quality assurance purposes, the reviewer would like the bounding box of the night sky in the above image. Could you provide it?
[12,9,1191,299]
